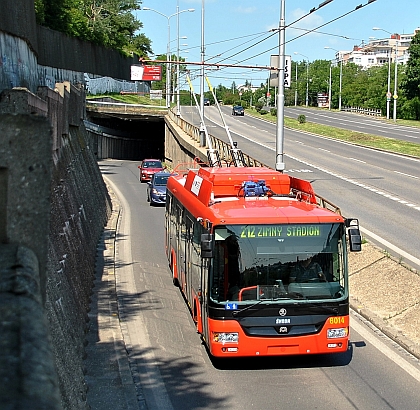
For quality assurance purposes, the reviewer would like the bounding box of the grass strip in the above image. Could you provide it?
[247,109,420,158]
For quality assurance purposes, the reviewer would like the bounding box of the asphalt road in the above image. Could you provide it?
[186,105,420,272]
[284,106,420,143]
[97,159,420,410]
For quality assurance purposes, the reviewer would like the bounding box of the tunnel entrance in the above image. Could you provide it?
[86,110,165,161]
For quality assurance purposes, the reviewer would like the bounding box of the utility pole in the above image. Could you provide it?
[275,0,285,172]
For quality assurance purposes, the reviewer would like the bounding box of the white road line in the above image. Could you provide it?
[204,112,420,212]
[360,226,420,267]
[394,171,418,179]
[351,317,420,383]
[203,110,420,266]
[348,158,366,163]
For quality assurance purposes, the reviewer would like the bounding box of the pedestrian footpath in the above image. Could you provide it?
[84,186,143,410]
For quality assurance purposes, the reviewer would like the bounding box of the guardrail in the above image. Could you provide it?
[167,109,341,213]
[342,106,382,117]
[86,100,168,111]
[168,109,268,168]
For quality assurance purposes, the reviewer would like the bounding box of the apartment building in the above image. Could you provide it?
[332,28,419,69]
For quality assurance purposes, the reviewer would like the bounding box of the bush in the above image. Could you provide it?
[270,108,277,117]
[255,102,264,112]
[298,114,306,124]
[260,110,269,115]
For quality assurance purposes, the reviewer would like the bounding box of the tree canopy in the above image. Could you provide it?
[35,0,152,57]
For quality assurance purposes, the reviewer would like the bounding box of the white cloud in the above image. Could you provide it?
[290,8,324,30]
[233,6,257,14]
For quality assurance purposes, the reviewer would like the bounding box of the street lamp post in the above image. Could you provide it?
[324,46,342,111]
[143,6,194,109]
[294,52,309,107]
[328,62,332,110]
[373,27,398,122]
[294,61,298,106]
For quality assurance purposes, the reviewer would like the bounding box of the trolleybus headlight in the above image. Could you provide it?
[213,332,239,343]
[327,328,348,339]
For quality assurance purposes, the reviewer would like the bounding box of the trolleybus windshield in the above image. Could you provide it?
[210,223,347,304]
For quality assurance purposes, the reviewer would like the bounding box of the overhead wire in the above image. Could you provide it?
[217,2,376,69]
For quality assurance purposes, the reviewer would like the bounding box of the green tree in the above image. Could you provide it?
[400,31,420,119]
[35,0,151,56]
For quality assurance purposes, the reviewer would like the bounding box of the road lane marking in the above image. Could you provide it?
[349,158,366,163]
[359,226,420,267]
[204,113,420,213]
[394,171,418,179]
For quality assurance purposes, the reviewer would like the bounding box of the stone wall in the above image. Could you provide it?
[0,86,111,409]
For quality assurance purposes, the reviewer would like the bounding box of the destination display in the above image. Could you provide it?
[240,225,321,238]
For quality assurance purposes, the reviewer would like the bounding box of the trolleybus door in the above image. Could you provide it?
[200,257,211,343]
[185,217,194,303]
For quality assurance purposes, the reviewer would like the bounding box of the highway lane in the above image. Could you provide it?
[100,159,420,410]
[185,105,420,271]
[284,106,420,143]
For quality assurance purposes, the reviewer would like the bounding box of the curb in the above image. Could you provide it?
[350,297,420,360]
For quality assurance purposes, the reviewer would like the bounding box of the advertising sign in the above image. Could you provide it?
[269,55,291,88]
[131,65,162,81]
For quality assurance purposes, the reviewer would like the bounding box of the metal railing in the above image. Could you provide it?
[168,109,268,168]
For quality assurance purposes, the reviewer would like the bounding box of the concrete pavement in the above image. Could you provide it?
[84,182,420,410]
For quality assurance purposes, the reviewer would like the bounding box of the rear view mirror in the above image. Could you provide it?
[201,233,214,258]
[345,218,362,252]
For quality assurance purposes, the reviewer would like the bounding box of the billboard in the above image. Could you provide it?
[131,65,162,81]
[317,93,329,108]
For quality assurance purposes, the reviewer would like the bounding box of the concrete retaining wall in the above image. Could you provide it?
[0,1,143,95]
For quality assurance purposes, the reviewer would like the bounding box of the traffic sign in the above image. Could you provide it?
[386,91,392,98]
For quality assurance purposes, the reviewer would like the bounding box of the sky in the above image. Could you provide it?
[136,0,420,90]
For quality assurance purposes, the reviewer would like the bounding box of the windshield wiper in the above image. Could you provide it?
[232,300,265,317]
[303,303,339,314]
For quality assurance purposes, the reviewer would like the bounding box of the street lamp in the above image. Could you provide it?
[373,27,398,122]
[143,6,194,108]
[324,46,342,111]
[294,52,309,107]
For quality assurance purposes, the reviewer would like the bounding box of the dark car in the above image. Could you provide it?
[204,98,210,106]
[138,159,164,182]
[232,105,244,116]
[147,171,171,205]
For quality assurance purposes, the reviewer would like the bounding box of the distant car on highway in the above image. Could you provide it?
[147,171,171,205]
[204,98,210,106]
[232,105,244,116]
[138,159,164,182]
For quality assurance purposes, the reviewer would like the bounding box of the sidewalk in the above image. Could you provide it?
[84,187,143,410]
[84,184,420,410]
[348,243,420,358]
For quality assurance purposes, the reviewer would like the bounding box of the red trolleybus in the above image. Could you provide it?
[165,166,361,358]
